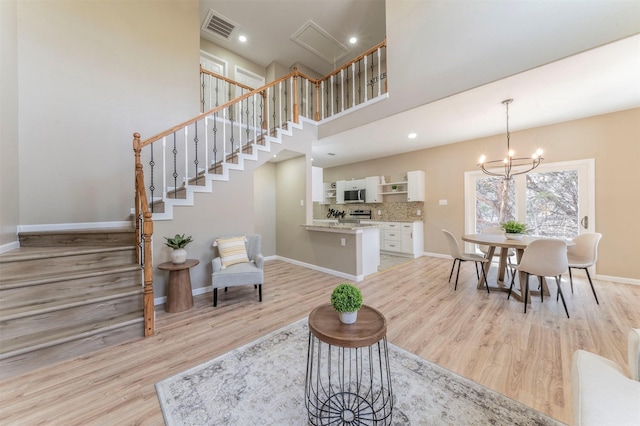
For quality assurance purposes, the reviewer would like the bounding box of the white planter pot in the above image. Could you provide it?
[339,311,358,324]
[505,233,523,240]
[171,248,188,264]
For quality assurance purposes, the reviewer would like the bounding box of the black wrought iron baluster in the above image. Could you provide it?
[272,87,276,133]
[283,82,288,125]
[325,83,330,118]
[230,106,235,162]
[149,142,155,213]
[357,59,362,105]
[201,72,205,112]
[370,52,375,99]
[300,80,305,118]
[193,123,199,185]
[259,91,264,141]
[345,68,350,109]
[172,133,178,198]
[212,112,218,173]
[335,79,339,114]
[309,82,314,120]
[215,78,220,107]
[245,95,250,151]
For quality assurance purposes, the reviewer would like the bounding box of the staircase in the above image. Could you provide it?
[0,228,144,380]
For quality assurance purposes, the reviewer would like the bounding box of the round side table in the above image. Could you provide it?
[157,259,199,313]
[305,304,393,425]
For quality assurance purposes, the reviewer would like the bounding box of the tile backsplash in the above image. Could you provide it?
[315,202,424,222]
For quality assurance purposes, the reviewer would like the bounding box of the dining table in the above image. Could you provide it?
[461,233,575,302]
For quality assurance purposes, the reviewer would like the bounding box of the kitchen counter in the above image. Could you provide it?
[304,222,380,280]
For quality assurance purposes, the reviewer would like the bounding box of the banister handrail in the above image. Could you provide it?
[200,67,255,91]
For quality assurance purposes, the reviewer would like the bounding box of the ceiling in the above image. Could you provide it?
[200,1,640,169]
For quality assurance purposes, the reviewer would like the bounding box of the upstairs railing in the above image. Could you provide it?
[132,40,386,336]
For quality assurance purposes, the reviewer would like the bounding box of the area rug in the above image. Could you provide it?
[156,318,564,425]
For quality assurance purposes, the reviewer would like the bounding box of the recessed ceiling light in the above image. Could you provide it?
[408,133,417,139]
[239,35,247,43]
[349,37,357,44]
[273,154,277,158]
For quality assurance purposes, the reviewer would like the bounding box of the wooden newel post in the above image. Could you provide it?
[133,133,142,264]
[293,68,300,124]
[142,211,155,336]
[261,90,268,129]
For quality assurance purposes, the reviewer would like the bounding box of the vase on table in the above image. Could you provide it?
[171,248,188,264]
[339,311,358,324]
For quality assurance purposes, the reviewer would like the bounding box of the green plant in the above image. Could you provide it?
[391,185,398,190]
[330,283,363,313]
[501,220,526,234]
[164,234,193,249]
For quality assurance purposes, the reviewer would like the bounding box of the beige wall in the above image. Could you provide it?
[254,163,277,256]
[16,0,200,225]
[325,108,640,280]
[0,0,19,246]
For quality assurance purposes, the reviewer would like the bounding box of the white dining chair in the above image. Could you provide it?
[567,233,602,304]
[442,229,490,293]
[507,238,570,318]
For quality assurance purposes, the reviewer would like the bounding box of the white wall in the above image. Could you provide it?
[16,0,200,225]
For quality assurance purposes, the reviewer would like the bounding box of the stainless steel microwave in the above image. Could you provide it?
[344,189,365,203]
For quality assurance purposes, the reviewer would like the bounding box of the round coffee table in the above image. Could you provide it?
[305,304,393,425]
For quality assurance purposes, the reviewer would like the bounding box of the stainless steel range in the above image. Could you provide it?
[338,209,372,224]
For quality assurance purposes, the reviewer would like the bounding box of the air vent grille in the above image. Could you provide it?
[201,10,239,40]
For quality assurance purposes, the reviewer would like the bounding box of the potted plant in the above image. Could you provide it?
[391,185,398,192]
[164,233,193,264]
[501,220,526,240]
[331,283,363,324]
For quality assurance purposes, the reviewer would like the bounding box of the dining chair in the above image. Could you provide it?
[442,229,490,293]
[507,238,570,318]
[566,233,602,304]
[478,225,516,278]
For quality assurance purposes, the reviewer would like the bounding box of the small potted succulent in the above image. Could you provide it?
[331,283,363,324]
[164,233,193,264]
[391,185,398,192]
[501,220,526,240]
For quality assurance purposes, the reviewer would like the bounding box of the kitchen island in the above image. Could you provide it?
[304,222,380,281]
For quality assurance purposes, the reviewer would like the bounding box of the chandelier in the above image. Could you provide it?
[478,99,543,180]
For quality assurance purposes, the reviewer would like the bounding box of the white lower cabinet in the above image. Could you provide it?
[381,221,424,257]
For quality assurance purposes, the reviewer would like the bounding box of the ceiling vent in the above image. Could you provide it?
[291,20,350,65]
[201,9,239,40]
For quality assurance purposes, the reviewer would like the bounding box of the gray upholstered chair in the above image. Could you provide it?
[211,234,263,307]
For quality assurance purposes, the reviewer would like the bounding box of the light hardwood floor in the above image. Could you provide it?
[1,256,638,425]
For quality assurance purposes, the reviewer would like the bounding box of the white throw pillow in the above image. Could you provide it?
[216,236,249,269]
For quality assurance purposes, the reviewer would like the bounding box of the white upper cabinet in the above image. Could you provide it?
[407,170,425,202]
[312,166,323,202]
[336,180,345,204]
[365,176,381,203]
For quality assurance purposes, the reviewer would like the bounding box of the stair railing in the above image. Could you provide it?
[131,40,386,336]
[200,67,255,113]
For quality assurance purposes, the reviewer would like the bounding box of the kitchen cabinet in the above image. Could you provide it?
[378,170,425,202]
[380,221,423,257]
[312,166,324,202]
[365,176,381,203]
[336,180,345,204]
[322,183,337,204]
[407,170,425,202]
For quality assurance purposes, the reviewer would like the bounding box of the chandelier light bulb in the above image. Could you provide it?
[503,157,508,164]
[479,155,486,164]
[536,148,543,156]
[508,150,514,157]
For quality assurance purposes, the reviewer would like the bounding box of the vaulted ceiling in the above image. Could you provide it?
[200,1,640,168]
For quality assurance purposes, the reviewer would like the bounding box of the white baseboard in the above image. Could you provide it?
[18,221,133,233]
[275,256,361,281]
[596,274,640,286]
[0,240,20,254]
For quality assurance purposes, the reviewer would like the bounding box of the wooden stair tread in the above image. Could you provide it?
[0,264,141,289]
[17,227,135,236]
[1,286,143,320]
[0,245,135,263]
[0,312,144,359]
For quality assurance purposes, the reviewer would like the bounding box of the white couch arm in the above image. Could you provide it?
[211,257,222,272]
[572,349,640,426]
